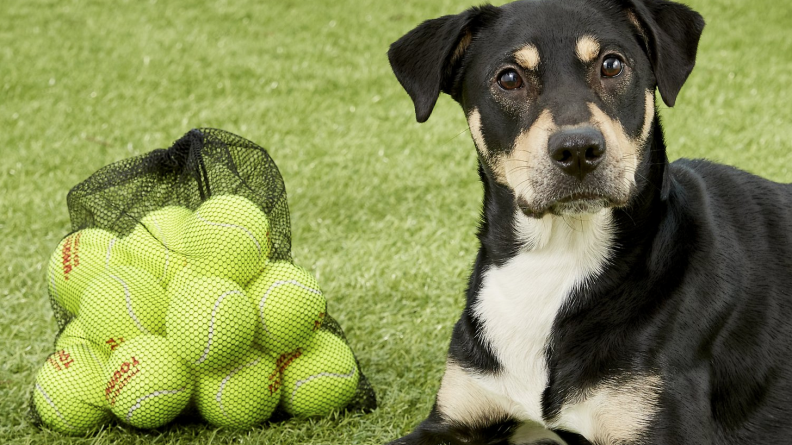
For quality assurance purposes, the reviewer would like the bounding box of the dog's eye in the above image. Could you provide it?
[601,56,624,78]
[497,70,523,90]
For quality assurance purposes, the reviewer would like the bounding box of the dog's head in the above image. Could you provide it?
[389,0,704,217]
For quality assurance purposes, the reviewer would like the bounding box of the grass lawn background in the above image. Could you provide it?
[1,0,790,443]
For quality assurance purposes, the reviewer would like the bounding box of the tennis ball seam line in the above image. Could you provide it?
[105,238,119,269]
[109,274,151,335]
[195,212,262,256]
[288,367,357,406]
[258,280,322,347]
[195,290,244,365]
[217,357,263,418]
[126,387,187,422]
[35,382,77,431]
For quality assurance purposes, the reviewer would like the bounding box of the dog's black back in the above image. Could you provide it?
[386,0,792,443]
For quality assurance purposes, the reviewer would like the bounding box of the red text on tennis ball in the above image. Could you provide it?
[33,344,111,435]
[279,331,359,417]
[103,335,192,429]
[47,229,130,315]
[194,348,280,428]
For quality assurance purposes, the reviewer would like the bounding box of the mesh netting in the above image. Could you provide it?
[31,129,376,434]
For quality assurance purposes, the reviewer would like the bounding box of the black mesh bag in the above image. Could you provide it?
[30,128,376,434]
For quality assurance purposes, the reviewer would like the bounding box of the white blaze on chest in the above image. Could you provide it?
[472,209,615,424]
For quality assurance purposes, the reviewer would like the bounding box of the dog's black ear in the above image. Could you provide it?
[388,6,500,123]
[624,0,705,107]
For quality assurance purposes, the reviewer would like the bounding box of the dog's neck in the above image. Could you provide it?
[476,115,670,267]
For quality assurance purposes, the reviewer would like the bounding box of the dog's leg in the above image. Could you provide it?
[387,361,566,445]
[386,360,516,445]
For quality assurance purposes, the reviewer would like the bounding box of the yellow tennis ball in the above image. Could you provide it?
[104,335,192,429]
[33,344,111,435]
[246,262,326,355]
[166,269,256,369]
[80,266,168,355]
[140,206,192,249]
[55,319,91,351]
[182,195,270,285]
[194,348,280,428]
[123,207,191,287]
[279,331,359,417]
[47,229,130,315]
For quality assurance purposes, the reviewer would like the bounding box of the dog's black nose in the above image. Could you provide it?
[547,128,606,180]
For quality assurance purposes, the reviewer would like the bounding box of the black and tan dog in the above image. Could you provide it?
[386,0,792,444]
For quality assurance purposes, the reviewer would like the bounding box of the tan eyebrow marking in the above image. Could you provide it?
[515,44,540,70]
[576,35,601,63]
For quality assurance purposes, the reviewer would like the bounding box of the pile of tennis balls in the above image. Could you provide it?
[35,194,360,435]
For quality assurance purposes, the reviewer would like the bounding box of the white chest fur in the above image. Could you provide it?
[472,209,615,425]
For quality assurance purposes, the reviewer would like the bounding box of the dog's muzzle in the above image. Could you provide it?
[547,127,606,181]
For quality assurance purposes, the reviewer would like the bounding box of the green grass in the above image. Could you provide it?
[1,0,791,443]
